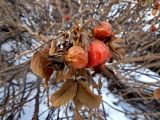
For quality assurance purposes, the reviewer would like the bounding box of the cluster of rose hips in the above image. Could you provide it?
[30,20,125,111]
[65,21,113,69]
[31,19,125,88]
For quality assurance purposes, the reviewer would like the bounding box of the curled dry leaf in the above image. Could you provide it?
[108,36,126,59]
[153,88,160,99]
[74,80,102,109]
[31,49,53,87]
[50,79,77,107]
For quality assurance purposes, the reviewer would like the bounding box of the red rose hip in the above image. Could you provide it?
[65,15,71,21]
[87,40,112,67]
[93,21,112,40]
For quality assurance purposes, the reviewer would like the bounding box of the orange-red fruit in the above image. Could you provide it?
[87,40,112,67]
[65,15,71,21]
[153,0,160,9]
[93,21,112,40]
[65,46,88,69]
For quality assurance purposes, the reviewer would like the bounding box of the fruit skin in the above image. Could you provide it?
[93,21,112,40]
[87,40,112,68]
[153,0,160,9]
[65,46,88,69]
[65,15,71,21]
[151,24,157,32]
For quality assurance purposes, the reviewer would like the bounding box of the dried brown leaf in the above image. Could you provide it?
[81,32,91,51]
[55,66,75,82]
[73,95,83,110]
[56,70,64,82]
[116,48,126,58]
[79,69,98,88]
[152,9,159,16]
[75,80,102,108]
[50,79,77,107]
[74,111,84,120]
[49,40,56,56]
[63,67,75,81]
[79,69,92,83]
[153,88,160,99]
[31,50,53,86]
[112,36,125,43]
[109,36,126,59]
[84,70,99,88]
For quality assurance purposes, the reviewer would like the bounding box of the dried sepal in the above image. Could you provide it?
[108,36,126,59]
[31,50,53,87]
[50,79,77,107]
[74,80,102,109]
[153,88,160,99]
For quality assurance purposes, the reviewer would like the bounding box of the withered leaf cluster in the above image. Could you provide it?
[50,79,102,109]
[30,20,125,113]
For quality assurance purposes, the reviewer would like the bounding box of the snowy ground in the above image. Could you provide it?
[1,40,159,119]
[19,65,159,120]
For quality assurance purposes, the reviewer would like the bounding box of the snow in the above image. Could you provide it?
[102,95,130,120]
[15,63,159,120]
[21,100,35,120]
[0,56,158,120]
[1,30,159,120]
[119,64,160,83]
[1,41,14,52]
[100,78,136,120]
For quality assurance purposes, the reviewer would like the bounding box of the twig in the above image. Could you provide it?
[14,35,63,60]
